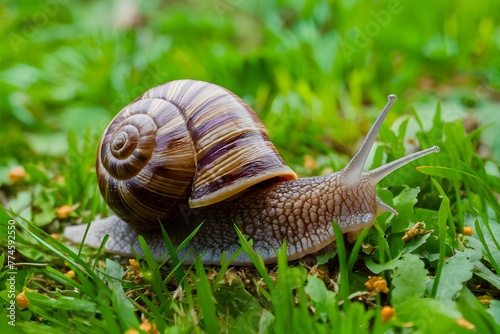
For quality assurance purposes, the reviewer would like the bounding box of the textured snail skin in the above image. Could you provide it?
[178,172,379,264]
[64,80,440,265]
[65,173,377,265]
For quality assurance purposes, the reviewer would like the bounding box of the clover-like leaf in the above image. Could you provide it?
[391,254,429,307]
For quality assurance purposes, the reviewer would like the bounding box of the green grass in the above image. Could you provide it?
[1,0,500,333]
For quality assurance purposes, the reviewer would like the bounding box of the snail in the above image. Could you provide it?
[64,80,439,265]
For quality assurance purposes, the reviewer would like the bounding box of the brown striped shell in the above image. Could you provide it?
[97,80,297,230]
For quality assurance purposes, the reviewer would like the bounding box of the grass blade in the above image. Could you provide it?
[347,227,368,272]
[194,258,220,333]
[430,178,451,298]
[332,222,350,306]
[235,225,275,291]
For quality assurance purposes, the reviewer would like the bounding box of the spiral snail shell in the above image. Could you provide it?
[65,80,439,265]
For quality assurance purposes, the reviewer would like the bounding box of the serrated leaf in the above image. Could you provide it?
[391,254,429,307]
[315,248,337,265]
[435,248,482,301]
[364,256,401,274]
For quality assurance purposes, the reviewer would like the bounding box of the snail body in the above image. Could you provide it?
[65,80,439,265]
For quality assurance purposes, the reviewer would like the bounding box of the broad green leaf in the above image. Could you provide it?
[391,254,429,307]
[304,275,336,320]
[285,266,308,290]
[391,187,420,233]
[435,248,482,301]
[472,261,500,289]
[32,185,57,227]
[8,191,32,222]
[396,298,463,333]
[466,237,500,276]
[258,309,275,334]
[489,300,500,326]
[213,280,262,330]
[315,248,337,265]
[105,259,124,281]
[364,256,401,274]
[402,232,432,254]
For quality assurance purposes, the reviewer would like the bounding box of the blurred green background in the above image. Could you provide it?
[1,1,500,331]
[1,0,499,178]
